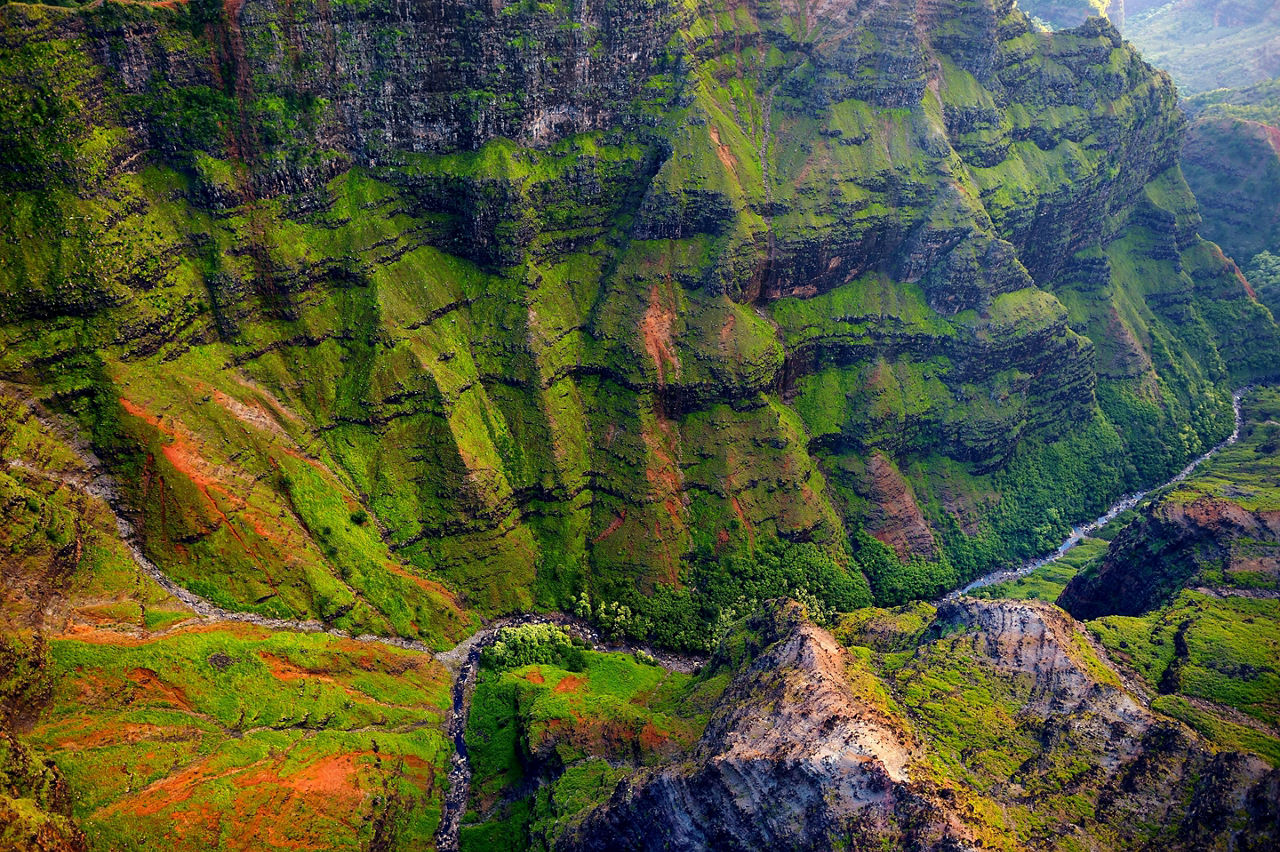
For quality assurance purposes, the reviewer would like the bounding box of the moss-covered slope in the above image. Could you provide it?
[1060,386,1280,764]
[0,384,455,852]
[0,0,1275,648]
[468,599,1279,850]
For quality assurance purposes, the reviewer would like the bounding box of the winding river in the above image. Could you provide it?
[947,387,1247,599]
[5,389,700,852]
[8,384,1249,850]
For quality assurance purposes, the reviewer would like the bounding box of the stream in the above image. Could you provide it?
[6,389,703,852]
[947,387,1247,599]
[432,615,702,852]
[9,384,1249,849]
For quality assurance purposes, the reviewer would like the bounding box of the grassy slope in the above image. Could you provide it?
[459,633,726,851]
[0,386,455,851]
[0,0,1277,650]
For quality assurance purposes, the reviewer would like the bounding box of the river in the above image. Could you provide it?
[947,387,1246,599]
[8,382,1249,849]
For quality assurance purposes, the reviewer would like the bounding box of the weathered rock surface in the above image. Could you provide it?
[1060,495,1280,619]
[558,598,1280,850]
[558,601,975,851]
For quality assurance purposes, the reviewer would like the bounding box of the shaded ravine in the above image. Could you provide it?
[948,388,1248,599]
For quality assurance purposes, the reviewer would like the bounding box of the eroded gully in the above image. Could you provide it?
[11,387,1249,848]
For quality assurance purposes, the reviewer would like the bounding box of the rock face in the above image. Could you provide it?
[1,0,1276,632]
[1181,115,1280,266]
[557,598,1279,851]
[559,602,975,851]
[924,599,1279,851]
[861,452,940,561]
[1060,496,1280,619]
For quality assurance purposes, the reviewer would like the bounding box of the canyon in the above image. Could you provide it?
[2,0,1279,849]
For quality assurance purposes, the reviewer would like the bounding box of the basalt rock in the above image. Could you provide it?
[558,598,1279,850]
[0,0,1276,629]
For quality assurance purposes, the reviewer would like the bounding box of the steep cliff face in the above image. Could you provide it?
[560,602,972,851]
[1,0,1275,645]
[1181,115,1280,266]
[1059,492,1280,619]
[1061,387,1280,620]
[549,598,1279,851]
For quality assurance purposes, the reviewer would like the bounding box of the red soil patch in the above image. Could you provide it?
[121,397,280,580]
[525,668,545,685]
[863,452,938,561]
[729,495,753,534]
[54,721,167,750]
[57,619,258,645]
[640,284,679,386]
[641,415,683,504]
[126,667,196,712]
[553,674,586,694]
[1206,242,1260,298]
[382,561,464,610]
[259,651,336,683]
[1265,122,1280,158]
[708,125,739,178]
[232,751,369,798]
[592,510,627,544]
[638,722,670,750]
[719,312,736,347]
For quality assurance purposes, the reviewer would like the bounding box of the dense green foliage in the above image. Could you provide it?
[1063,386,1280,765]
[462,647,723,851]
[1,0,1271,648]
[482,624,589,672]
[1125,0,1280,93]
[1246,250,1280,319]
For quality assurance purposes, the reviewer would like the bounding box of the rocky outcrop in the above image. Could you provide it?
[1059,495,1280,619]
[558,598,1280,850]
[862,452,940,561]
[558,602,975,851]
[927,598,1279,850]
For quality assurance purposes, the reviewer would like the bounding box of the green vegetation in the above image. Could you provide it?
[1072,386,1280,765]
[969,538,1110,601]
[2,0,1280,843]
[460,641,723,851]
[1245,251,1280,319]
[0,0,1271,651]
[1126,0,1280,93]
[1090,592,1280,764]
[31,626,453,850]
